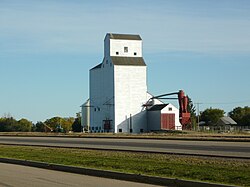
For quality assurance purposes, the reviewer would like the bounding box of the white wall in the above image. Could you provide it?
[110,39,142,57]
[89,57,114,132]
[104,35,142,58]
[161,103,182,130]
[114,65,147,133]
[81,99,90,131]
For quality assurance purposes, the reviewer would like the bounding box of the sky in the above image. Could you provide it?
[0,0,250,122]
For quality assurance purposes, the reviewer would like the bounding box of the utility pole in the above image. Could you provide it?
[195,102,202,131]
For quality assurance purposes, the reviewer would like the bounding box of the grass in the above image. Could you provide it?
[0,145,249,186]
[0,131,250,139]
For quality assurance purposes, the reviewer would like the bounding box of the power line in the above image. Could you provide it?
[195,100,250,105]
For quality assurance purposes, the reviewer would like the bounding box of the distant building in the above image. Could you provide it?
[82,33,182,133]
[199,116,241,132]
[215,116,237,132]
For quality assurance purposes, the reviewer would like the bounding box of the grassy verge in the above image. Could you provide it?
[0,132,250,141]
[0,145,249,186]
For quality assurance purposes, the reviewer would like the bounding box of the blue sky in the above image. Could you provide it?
[1,0,250,122]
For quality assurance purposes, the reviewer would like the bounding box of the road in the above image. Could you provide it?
[0,163,159,187]
[0,136,249,158]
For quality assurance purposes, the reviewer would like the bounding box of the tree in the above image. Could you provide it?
[34,121,46,132]
[0,117,32,132]
[61,117,74,133]
[0,117,18,132]
[200,108,225,125]
[187,96,196,130]
[229,106,250,126]
[44,117,74,133]
[44,117,62,132]
[17,118,32,132]
[72,113,82,132]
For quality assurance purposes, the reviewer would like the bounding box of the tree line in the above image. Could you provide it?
[0,113,82,133]
[187,97,250,129]
[1,105,249,132]
[199,106,250,126]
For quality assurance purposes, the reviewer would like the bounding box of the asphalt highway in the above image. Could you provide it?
[0,163,159,187]
[0,136,249,158]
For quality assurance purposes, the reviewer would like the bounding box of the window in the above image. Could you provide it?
[119,129,122,133]
[94,108,96,111]
[106,60,108,64]
[169,107,172,111]
[116,52,119,55]
[124,47,128,53]
[95,127,98,130]
[92,127,94,130]
[140,129,144,133]
[99,126,101,130]
[134,52,137,56]
[130,129,133,133]
[98,107,100,111]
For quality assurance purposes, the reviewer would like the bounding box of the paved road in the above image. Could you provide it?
[0,136,249,158]
[0,163,159,187]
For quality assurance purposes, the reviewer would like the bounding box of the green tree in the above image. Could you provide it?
[17,118,32,132]
[242,113,250,126]
[187,96,196,130]
[0,117,32,132]
[200,108,225,125]
[61,117,74,133]
[44,117,74,133]
[34,121,46,132]
[229,106,250,126]
[44,117,62,131]
[0,117,18,132]
[72,113,82,132]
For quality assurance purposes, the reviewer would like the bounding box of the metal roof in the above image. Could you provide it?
[217,116,237,125]
[109,33,142,40]
[147,104,169,111]
[111,57,146,66]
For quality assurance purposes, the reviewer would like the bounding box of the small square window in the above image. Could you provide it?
[124,47,128,53]
[134,52,137,56]
[130,129,133,133]
[169,107,172,111]
[119,129,122,133]
[116,52,119,55]
[140,129,144,133]
[96,127,98,130]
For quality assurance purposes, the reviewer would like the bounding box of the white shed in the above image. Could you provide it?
[147,103,182,131]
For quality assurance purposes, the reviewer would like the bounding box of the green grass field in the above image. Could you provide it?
[0,145,249,186]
